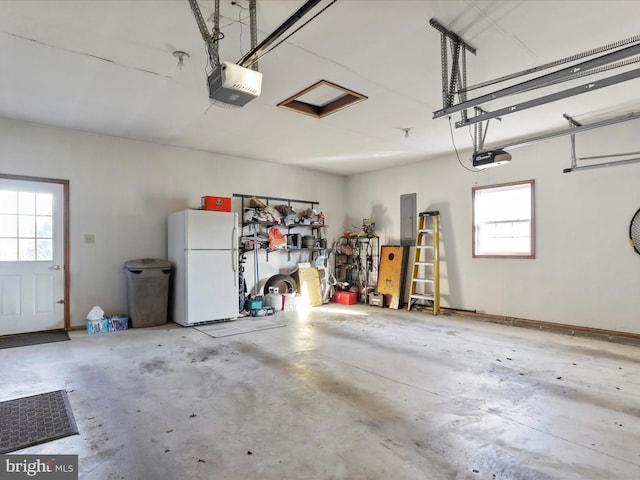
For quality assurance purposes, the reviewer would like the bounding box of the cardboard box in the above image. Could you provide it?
[333,291,357,305]
[201,196,231,212]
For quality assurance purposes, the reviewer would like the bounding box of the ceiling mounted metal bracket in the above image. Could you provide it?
[562,113,640,173]
[472,107,503,154]
[462,33,640,94]
[430,18,476,54]
[563,155,640,173]
[190,0,332,72]
[456,66,640,128]
[249,0,258,71]
[490,111,640,152]
[433,40,640,122]
[188,0,220,68]
[474,110,640,172]
[564,113,582,170]
[237,0,335,69]
[430,18,476,124]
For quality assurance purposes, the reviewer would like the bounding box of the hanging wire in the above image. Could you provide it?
[449,117,477,172]
[229,1,253,60]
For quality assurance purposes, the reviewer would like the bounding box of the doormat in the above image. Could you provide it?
[0,330,70,350]
[195,318,285,338]
[0,390,79,454]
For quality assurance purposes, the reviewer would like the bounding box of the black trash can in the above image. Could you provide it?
[124,258,172,328]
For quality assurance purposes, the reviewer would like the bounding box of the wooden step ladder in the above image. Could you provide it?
[407,210,440,314]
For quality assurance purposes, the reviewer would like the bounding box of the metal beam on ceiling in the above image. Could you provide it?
[429,19,477,55]
[237,0,323,68]
[455,66,640,128]
[460,33,640,94]
[190,0,334,72]
[433,41,640,120]
[488,111,640,153]
[428,22,640,170]
[563,156,640,173]
[562,114,640,173]
[482,110,640,173]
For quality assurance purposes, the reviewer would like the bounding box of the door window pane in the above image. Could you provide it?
[0,214,17,237]
[19,215,36,238]
[18,238,36,261]
[0,238,17,261]
[18,192,36,214]
[0,191,17,214]
[37,239,53,261]
[36,193,53,215]
[37,216,53,237]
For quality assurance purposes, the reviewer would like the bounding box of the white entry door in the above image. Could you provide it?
[0,178,66,335]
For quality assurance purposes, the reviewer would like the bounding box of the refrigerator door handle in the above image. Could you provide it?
[232,225,238,287]
[232,225,238,251]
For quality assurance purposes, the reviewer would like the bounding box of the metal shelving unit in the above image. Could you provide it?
[233,193,327,263]
[334,235,379,299]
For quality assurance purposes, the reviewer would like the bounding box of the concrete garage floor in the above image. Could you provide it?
[2,304,640,480]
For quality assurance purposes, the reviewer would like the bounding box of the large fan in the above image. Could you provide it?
[630,207,640,255]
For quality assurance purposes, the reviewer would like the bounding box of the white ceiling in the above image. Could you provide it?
[1,0,639,176]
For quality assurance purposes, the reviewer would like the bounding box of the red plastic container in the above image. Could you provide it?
[201,196,231,212]
[333,291,357,305]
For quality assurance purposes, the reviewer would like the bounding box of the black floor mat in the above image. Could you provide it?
[0,390,79,454]
[0,330,70,350]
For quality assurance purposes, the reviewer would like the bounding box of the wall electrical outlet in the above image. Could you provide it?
[84,234,95,244]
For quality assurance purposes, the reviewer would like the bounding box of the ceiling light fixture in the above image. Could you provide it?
[173,51,190,69]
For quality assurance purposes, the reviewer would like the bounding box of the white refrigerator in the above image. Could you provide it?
[168,209,239,325]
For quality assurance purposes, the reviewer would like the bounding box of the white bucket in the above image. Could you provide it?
[264,287,284,311]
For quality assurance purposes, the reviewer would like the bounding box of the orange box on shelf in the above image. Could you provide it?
[333,291,357,305]
[201,196,231,212]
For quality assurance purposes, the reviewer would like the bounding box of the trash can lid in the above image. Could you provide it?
[124,258,172,270]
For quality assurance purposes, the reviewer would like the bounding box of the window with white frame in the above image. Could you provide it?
[472,180,535,258]
[0,190,54,261]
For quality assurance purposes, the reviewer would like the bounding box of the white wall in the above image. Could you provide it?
[3,116,639,335]
[0,118,345,327]
[346,121,640,335]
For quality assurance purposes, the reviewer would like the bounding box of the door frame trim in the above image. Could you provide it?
[0,173,70,330]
